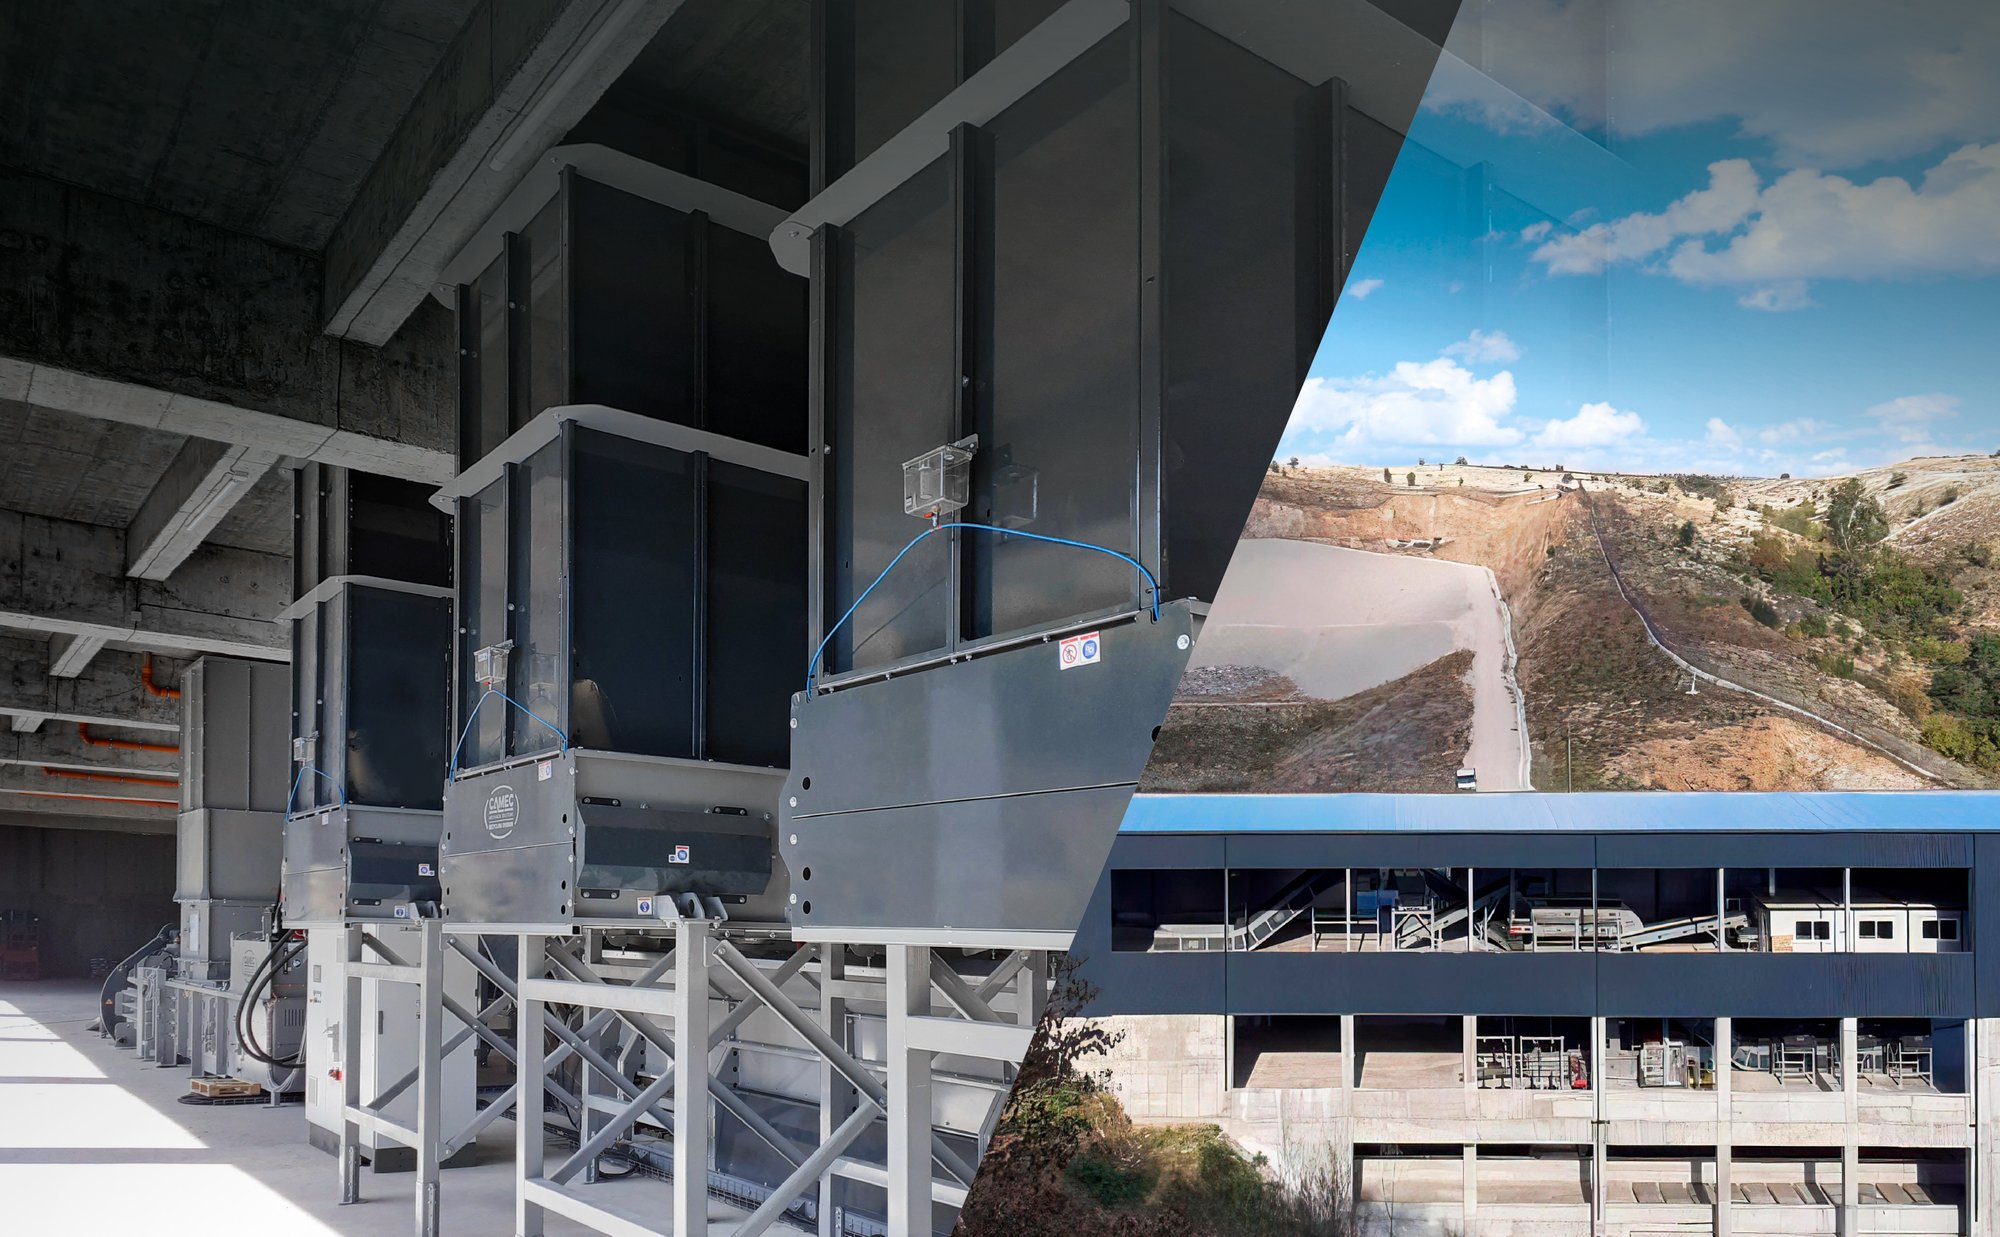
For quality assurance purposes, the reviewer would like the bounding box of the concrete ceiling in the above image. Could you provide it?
[617,0,809,150]
[0,0,482,251]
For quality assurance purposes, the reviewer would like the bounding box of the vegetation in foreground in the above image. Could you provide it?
[956,958,1354,1237]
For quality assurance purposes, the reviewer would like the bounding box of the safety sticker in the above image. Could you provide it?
[417,863,435,877]
[393,905,410,919]
[670,845,691,865]
[636,898,654,916]
[1058,631,1101,670]
[538,760,553,781]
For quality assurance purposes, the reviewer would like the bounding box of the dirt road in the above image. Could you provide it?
[1189,539,1533,790]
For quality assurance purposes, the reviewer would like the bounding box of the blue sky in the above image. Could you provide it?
[1279,0,2000,477]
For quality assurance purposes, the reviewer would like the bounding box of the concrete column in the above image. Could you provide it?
[817,945,849,1237]
[515,933,546,1237]
[1464,1015,1479,1094]
[1841,1016,1859,1235]
[1591,1015,1607,1231]
[1715,1017,1733,1237]
[1976,1017,1997,1237]
[674,924,714,1237]
[1341,1012,1357,1196]
[1464,1144,1478,1234]
[887,944,934,1236]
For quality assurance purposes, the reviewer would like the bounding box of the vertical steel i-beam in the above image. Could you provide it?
[818,944,851,1237]
[675,924,714,1237]
[517,934,547,1237]
[339,924,365,1206]
[887,944,934,1234]
[415,920,446,1236]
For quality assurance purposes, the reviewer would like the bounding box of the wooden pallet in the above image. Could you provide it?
[190,1076,264,1099]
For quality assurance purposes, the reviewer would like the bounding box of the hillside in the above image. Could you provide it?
[1195,454,2000,790]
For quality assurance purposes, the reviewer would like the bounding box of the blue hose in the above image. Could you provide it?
[807,521,1160,693]
[449,687,570,778]
[287,764,347,814]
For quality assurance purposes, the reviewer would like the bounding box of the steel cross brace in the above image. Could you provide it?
[539,936,816,1171]
[710,938,979,1188]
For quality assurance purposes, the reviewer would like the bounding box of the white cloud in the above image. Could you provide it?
[1346,278,1385,299]
[1704,418,1742,449]
[1531,402,1646,451]
[1529,144,2000,300]
[1757,418,1835,446]
[1867,393,1960,446]
[1424,1,2000,170]
[1736,282,1814,312]
[1441,329,1523,364]
[1289,359,1524,452]
[1531,159,1761,276]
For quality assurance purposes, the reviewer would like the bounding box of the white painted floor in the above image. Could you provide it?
[0,980,699,1236]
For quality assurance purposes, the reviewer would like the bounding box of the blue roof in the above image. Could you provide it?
[1122,792,2000,834]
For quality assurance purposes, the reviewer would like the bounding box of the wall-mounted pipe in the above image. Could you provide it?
[141,655,181,699]
[40,766,179,787]
[77,723,180,754]
[7,789,176,808]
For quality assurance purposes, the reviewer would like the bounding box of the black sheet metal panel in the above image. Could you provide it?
[1107,831,1230,871]
[520,191,569,428]
[1223,831,1595,871]
[1981,833,2000,1014]
[289,599,323,810]
[787,784,1139,940]
[315,585,347,809]
[784,603,1194,936]
[344,587,451,810]
[508,436,568,760]
[1595,954,1975,1020]
[965,31,1140,637]
[706,223,810,454]
[569,428,701,759]
[826,154,956,675]
[578,804,772,898]
[706,461,808,767]
[823,0,958,181]
[570,177,698,425]
[458,476,509,770]
[469,252,510,466]
[1229,953,1598,1018]
[1160,11,1324,604]
[1595,831,1972,870]
[342,472,452,587]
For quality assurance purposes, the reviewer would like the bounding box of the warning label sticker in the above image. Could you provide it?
[636,898,654,916]
[417,863,435,877]
[670,845,691,865]
[1058,631,1101,670]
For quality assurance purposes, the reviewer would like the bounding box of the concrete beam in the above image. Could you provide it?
[0,167,455,484]
[0,508,288,660]
[10,713,49,734]
[49,633,108,678]
[0,805,176,837]
[127,438,285,580]
[324,0,684,345]
[0,637,184,733]
[0,725,179,779]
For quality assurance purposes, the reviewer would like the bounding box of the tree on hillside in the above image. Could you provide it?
[1382,467,1391,484]
[1677,520,1696,547]
[1406,472,1417,487]
[1825,477,1889,553]
[1455,455,1468,466]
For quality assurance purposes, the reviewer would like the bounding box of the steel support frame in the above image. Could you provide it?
[504,922,1050,1237]
[336,920,513,1237]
